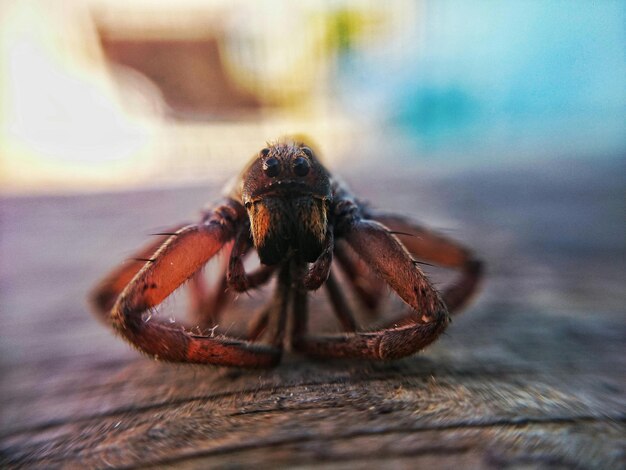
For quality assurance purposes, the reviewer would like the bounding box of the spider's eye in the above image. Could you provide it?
[293,156,310,177]
[301,147,313,158]
[260,148,270,157]
[262,157,280,177]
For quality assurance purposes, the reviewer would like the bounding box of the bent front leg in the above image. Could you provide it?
[106,201,281,368]
[294,219,449,360]
[90,223,189,319]
[371,212,484,313]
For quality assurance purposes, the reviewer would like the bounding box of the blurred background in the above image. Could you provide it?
[1,0,624,193]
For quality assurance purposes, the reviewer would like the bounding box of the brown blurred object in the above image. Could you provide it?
[99,33,261,118]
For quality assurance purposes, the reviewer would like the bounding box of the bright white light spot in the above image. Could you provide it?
[0,1,161,192]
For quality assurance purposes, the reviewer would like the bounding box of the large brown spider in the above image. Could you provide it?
[91,140,483,368]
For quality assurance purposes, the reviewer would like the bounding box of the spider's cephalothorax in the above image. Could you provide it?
[241,143,332,265]
[91,138,484,368]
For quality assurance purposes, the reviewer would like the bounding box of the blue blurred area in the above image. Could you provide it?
[339,0,625,160]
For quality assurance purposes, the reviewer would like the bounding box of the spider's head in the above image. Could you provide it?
[241,141,331,265]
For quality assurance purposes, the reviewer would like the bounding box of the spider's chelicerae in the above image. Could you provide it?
[91,140,483,367]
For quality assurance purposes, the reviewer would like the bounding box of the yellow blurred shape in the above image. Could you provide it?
[220,2,394,107]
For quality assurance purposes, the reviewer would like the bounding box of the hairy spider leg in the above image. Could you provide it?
[247,301,272,341]
[262,264,291,347]
[293,219,450,360]
[188,222,277,332]
[247,261,358,344]
[324,269,358,332]
[187,243,233,329]
[94,201,281,368]
[90,223,189,317]
[333,240,385,314]
[370,212,484,314]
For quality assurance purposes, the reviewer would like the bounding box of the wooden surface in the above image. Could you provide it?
[1,159,624,469]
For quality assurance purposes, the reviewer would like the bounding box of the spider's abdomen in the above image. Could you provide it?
[248,196,327,265]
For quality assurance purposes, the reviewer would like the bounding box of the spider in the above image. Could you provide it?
[91,140,483,368]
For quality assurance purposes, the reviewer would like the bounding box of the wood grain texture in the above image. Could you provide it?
[1,160,624,469]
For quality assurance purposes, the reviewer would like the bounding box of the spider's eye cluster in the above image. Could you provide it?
[293,156,310,176]
[259,146,314,178]
[262,156,280,177]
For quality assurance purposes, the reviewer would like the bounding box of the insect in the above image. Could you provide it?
[91,140,483,368]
